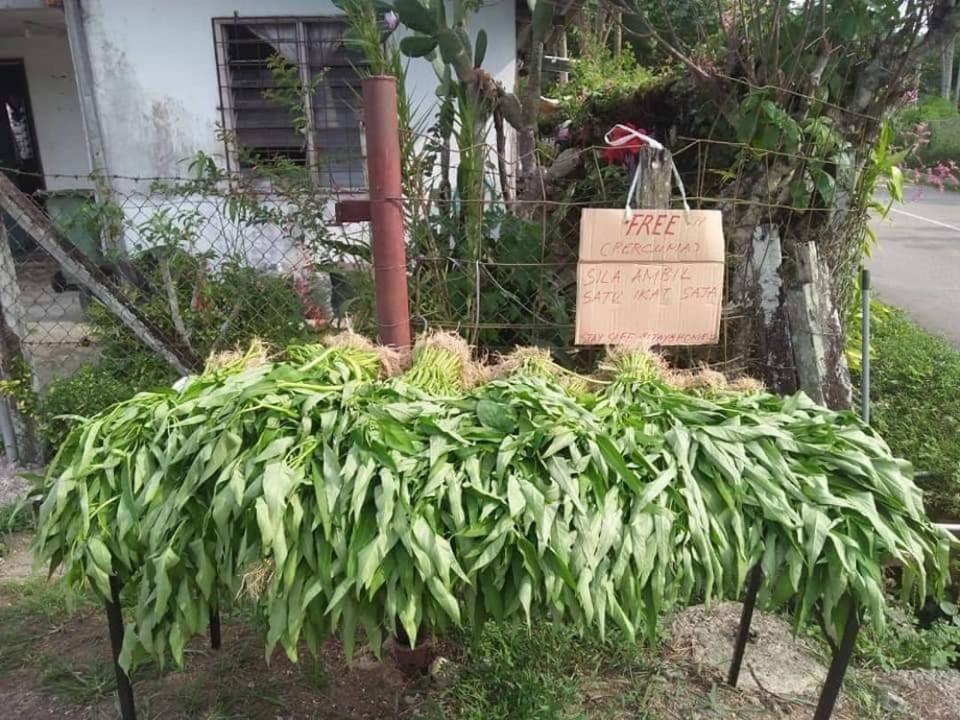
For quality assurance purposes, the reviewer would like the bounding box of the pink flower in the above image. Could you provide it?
[899,89,919,107]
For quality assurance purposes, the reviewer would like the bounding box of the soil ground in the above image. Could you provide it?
[2,531,959,720]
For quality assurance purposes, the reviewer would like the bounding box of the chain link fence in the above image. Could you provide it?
[0,123,871,461]
[0,167,380,457]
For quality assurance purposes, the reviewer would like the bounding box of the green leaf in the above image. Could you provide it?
[474,29,487,67]
[815,170,836,203]
[399,35,439,58]
[593,436,644,494]
[393,0,438,34]
[87,537,113,575]
[437,28,473,79]
[477,399,516,433]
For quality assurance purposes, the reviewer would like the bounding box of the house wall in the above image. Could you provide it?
[0,33,91,191]
[80,0,517,180]
[74,0,516,270]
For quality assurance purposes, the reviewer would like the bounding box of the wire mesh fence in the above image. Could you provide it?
[0,97,876,464]
[0,171,367,381]
[0,161,840,355]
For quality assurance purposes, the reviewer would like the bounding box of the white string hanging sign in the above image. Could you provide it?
[602,124,691,217]
[574,125,724,347]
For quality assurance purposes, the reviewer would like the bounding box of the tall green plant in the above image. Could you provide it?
[33,337,952,671]
[392,0,562,203]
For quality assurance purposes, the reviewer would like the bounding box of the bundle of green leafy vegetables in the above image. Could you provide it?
[33,334,952,671]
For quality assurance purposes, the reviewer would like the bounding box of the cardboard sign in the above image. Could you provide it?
[575,208,725,346]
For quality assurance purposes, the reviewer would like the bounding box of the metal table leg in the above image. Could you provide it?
[813,607,860,720]
[209,605,222,650]
[105,576,137,720]
[728,564,763,687]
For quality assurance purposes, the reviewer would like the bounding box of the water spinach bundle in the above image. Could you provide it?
[34,335,952,670]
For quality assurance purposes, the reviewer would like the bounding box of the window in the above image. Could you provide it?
[214,17,366,188]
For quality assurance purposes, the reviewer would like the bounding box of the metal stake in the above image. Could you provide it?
[812,607,860,720]
[861,268,871,425]
[727,564,763,687]
[209,605,222,650]
[105,576,137,720]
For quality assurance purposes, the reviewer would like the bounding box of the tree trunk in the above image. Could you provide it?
[722,161,853,407]
[943,41,953,98]
[784,242,852,409]
[516,40,545,209]
[635,147,672,208]
[953,35,960,105]
[748,225,797,394]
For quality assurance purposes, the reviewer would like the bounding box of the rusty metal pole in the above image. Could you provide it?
[363,76,411,349]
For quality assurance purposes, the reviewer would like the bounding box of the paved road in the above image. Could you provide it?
[869,189,960,346]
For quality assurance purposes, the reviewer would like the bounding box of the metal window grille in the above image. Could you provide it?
[213,16,368,189]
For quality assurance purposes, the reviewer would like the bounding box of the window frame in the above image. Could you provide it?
[211,15,368,191]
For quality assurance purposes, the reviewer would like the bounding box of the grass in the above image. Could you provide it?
[0,572,944,719]
[424,622,659,720]
[0,500,34,558]
[863,303,960,518]
[41,657,116,704]
[0,577,95,674]
[0,501,33,532]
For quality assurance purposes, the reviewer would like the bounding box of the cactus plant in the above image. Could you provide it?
[390,0,560,208]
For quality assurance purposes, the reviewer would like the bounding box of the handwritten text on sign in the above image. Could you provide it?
[575,209,725,346]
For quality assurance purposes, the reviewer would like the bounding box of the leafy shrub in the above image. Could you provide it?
[855,603,960,671]
[89,249,314,366]
[920,119,960,166]
[864,304,960,518]
[33,248,317,451]
[39,360,173,450]
[0,501,34,559]
[0,502,33,533]
[555,34,664,124]
[895,95,960,167]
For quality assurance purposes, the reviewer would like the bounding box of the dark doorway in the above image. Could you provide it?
[0,59,44,255]
[0,60,43,190]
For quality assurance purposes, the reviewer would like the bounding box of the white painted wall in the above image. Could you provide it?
[0,33,91,191]
[80,0,517,180]
[74,0,516,269]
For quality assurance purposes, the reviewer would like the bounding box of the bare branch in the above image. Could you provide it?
[850,2,960,114]
[158,255,195,356]
[607,0,711,79]
[493,107,513,210]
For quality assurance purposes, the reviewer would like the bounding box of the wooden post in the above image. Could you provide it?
[106,576,137,720]
[727,565,763,687]
[0,174,198,375]
[557,33,569,85]
[812,607,860,720]
[635,146,672,209]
